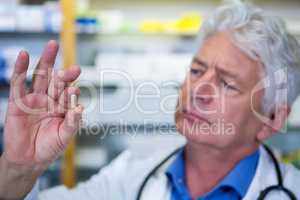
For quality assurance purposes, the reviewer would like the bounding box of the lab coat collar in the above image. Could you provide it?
[243,145,279,200]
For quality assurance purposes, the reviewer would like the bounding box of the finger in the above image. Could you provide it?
[47,66,81,101]
[48,71,65,101]
[48,86,80,115]
[57,86,80,112]
[9,51,29,101]
[58,66,81,83]
[58,105,83,149]
[32,40,59,94]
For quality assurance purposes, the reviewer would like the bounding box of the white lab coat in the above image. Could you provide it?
[27,142,300,200]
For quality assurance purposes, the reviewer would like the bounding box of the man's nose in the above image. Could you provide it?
[190,71,217,105]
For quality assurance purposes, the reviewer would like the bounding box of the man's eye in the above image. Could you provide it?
[221,79,236,90]
[190,68,201,75]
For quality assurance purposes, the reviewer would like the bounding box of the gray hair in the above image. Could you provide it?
[196,1,300,115]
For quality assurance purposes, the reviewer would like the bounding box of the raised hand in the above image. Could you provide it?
[0,40,83,199]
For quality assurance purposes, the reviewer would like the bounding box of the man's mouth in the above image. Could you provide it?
[182,109,211,124]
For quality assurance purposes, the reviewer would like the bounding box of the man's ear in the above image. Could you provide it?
[256,105,291,141]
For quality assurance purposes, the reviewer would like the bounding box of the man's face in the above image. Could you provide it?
[175,32,265,149]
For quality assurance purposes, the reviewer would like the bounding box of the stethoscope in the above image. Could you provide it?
[136,144,297,200]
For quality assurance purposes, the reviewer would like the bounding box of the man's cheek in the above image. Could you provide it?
[180,89,189,105]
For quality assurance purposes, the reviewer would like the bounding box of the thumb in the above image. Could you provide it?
[58,105,83,149]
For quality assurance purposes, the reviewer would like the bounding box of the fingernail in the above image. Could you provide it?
[18,50,27,58]
[48,40,57,47]
[17,50,28,64]
[47,40,58,53]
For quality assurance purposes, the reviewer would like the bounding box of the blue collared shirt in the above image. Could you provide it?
[166,148,259,200]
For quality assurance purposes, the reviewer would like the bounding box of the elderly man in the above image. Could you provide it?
[0,2,300,200]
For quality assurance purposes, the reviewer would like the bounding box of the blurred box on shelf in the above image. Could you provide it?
[0,53,7,83]
[76,17,99,34]
[0,2,18,32]
[75,147,108,169]
[0,1,61,33]
[97,10,125,34]
[44,2,62,33]
[16,5,45,32]
[94,52,191,85]
[138,12,202,35]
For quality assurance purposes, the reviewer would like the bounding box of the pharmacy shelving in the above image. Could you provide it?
[1,21,300,36]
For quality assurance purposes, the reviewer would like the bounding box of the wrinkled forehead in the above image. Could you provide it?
[194,32,264,87]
